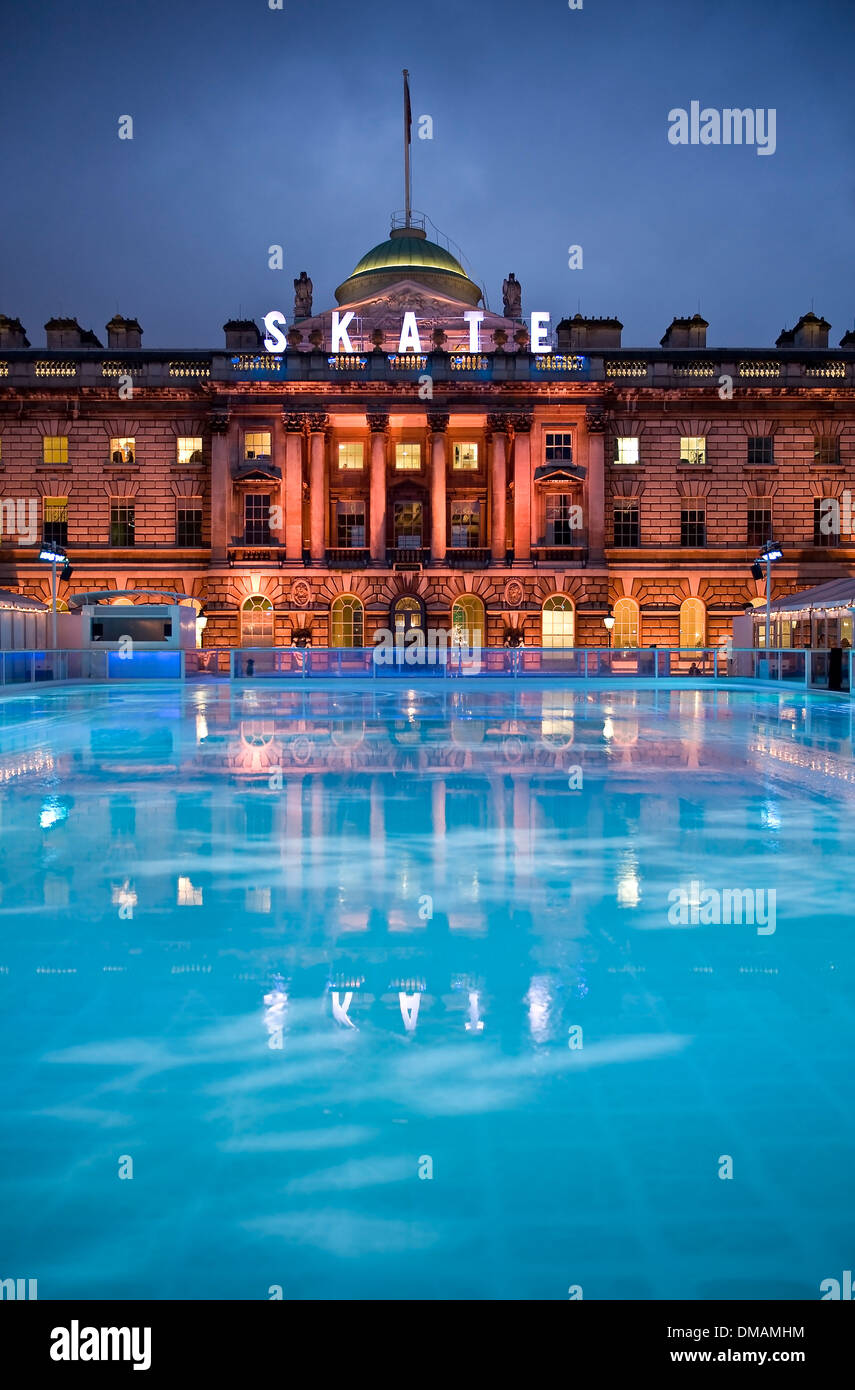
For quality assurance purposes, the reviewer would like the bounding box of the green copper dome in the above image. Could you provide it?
[335,226,482,307]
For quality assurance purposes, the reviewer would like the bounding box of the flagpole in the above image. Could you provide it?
[403,69,411,225]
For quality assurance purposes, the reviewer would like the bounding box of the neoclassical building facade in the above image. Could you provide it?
[1,220,854,651]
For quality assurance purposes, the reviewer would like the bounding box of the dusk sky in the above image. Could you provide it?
[2,0,853,347]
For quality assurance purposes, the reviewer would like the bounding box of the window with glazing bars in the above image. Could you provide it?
[680,505,706,547]
[612,501,639,547]
[450,501,480,548]
[336,501,366,548]
[814,436,840,468]
[244,494,271,544]
[176,506,203,546]
[814,497,839,546]
[747,504,772,547]
[110,500,135,546]
[747,436,774,466]
[546,493,579,545]
[43,497,68,546]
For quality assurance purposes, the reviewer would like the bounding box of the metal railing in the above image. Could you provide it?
[0,646,850,690]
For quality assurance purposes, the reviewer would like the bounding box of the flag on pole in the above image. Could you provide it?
[403,69,412,146]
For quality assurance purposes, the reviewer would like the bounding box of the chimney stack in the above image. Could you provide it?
[224,319,263,350]
[0,315,29,348]
[44,316,102,349]
[776,311,830,350]
[556,314,623,351]
[660,314,708,349]
[106,315,142,349]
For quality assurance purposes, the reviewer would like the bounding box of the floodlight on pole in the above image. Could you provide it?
[38,544,68,649]
[751,541,783,651]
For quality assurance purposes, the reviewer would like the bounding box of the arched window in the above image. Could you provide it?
[111,596,134,606]
[331,594,364,648]
[451,594,485,647]
[679,597,706,649]
[541,594,575,648]
[612,597,640,649]
[241,594,274,647]
[54,599,69,613]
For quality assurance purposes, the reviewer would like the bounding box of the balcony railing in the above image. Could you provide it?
[446,547,491,566]
[326,547,370,566]
[533,536,588,562]
[227,544,285,565]
[387,546,429,566]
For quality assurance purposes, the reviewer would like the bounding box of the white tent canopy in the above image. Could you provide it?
[755,577,855,618]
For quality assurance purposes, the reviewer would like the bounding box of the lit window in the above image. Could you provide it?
[451,594,484,647]
[453,441,478,470]
[109,437,135,464]
[614,436,639,466]
[244,431,271,460]
[330,594,364,648]
[177,436,203,465]
[43,435,68,464]
[338,441,364,470]
[395,442,421,471]
[612,597,640,648]
[542,594,574,648]
[679,436,706,466]
[679,597,706,648]
[545,432,573,463]
[241,594,274,647]
[43,497,68,546]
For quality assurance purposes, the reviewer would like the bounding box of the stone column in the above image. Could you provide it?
[488,413,508,562]
[308,413,328,563]
[209,410,231,563]
[367,412,388,563]
[428,411,449,563]
[511,412,533,563]
[282,412,305,562]
[586,405,606,563]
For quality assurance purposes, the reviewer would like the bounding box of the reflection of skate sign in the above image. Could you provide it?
[504,579,525,608]
[332,991,357,1028]
[399,992,421,1033]
[291,578,312,609]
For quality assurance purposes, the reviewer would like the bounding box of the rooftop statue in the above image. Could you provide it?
[502,272,521,319]
[294,271,313,320]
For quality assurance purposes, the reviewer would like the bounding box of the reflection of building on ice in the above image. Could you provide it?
[263,973,289,1049]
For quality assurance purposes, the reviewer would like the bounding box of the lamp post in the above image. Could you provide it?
[755,542,783,651]
[38,544,67,649]
[603,613,615,649]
